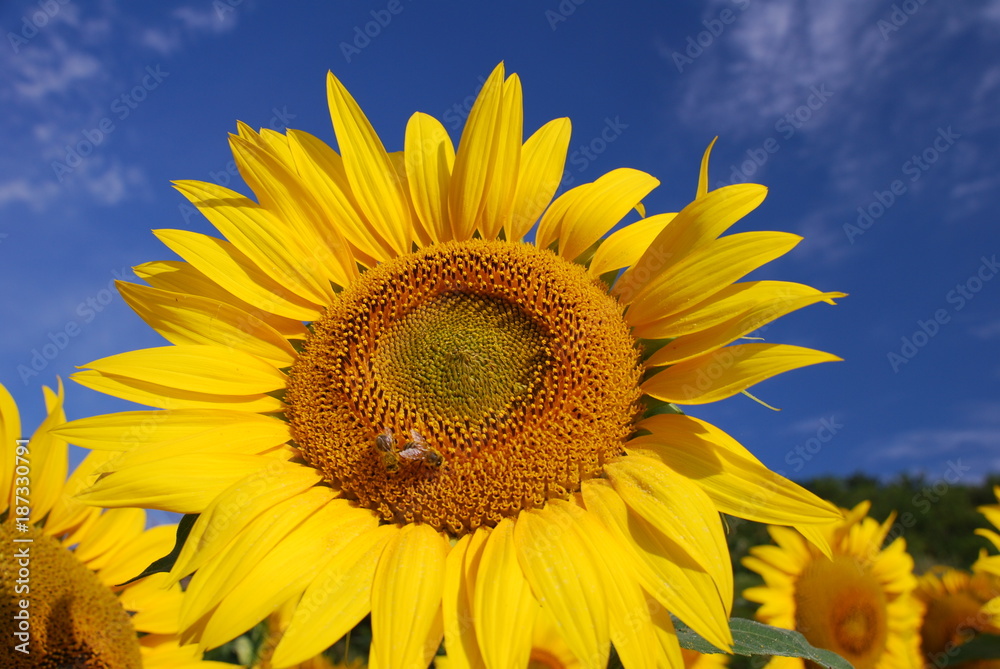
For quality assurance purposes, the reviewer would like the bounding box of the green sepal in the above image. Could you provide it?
[118,513,198,586]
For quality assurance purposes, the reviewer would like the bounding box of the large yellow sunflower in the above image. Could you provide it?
[59,62,845,668]
[0,380,234,668]
[915,566,1000,668]
[743,501,923,669]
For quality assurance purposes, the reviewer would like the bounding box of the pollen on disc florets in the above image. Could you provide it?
[0,524,141,668]
[286,239,643,535]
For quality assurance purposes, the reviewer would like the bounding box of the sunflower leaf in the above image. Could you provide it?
[118,513,198,586]
[938,634,1000,666]
[673,616,854,669]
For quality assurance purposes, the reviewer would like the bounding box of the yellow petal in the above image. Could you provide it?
[588,213,676,277]
[96,524,176,591]
[0,383,20,513]
[696,137,718,199]
[198,499,378,649]
[642,343,842,405]
[228,134,357,290]
[606,456,733,613]
[626,231,803,327]
[119,282,297,368]
[614,183,768,304]
[370,523,449,669]
[544,168,659,262]
[43,448,116,542]
[178,487,337,625]
[646,288,846,366]
[513,506,609,667]
[55,408,289,451]
[549,500,681,669]
[122,573,183,635]
[271,525,396,668]
[286,129,390,265]
[474,518,536,669]
[154,229,322,321]
[629,414,842,528]
[77,453,279,514]
[508,117,571,242]
[580,479,733,651]
[171,462,321,582]
[327,71,412,255]
[81,345,286,396]
[633,281,832,341]
[478,73,523,241]
[71,507,145,570]
[441,529,489,669]
[404,112,456,244]
[448,63,506,241]
[23,381,67,523]
[70,370,285,413]
[134,261,308,339]
[173,180,334,305]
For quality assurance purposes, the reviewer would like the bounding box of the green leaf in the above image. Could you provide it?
[674,616,854,669]
[938,634,1000,666]
[117,513,198,586]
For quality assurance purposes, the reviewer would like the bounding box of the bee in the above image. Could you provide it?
[374,427,399,473]
[398,428,444,468]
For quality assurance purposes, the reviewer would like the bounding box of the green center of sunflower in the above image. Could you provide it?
[287,239,642,536]
[0,524,141,668]
[794,555,889,669]
[373,292,547,423]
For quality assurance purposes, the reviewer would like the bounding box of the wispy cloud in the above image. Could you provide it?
[863,427,1000,480]
[0,3,237,213]
[661,0,1000,219]
[139,5,239,56]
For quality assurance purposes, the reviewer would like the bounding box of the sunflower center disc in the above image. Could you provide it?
[794,555,889,669]
[287,240,642,535]
[0,525,141,668]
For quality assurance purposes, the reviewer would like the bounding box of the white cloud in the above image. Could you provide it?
[0,3,238,213]
[864,427,1000,478]
[138,5,239,56]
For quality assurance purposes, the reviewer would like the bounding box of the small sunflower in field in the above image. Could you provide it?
[915,566,1000,668]
[743,501,923,669]
[0,381,234,668]
[60,63,844,668]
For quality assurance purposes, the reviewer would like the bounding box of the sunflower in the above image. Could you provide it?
[0,380,234,668]
[915,566,1000,668]
[59,62,845,668]
[974,486,1000,579]
[743,501,923,669]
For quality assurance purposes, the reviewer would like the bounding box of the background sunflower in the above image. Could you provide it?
[0,380,235,668]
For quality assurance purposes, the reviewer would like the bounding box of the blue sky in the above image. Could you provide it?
[2,0,998,491]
